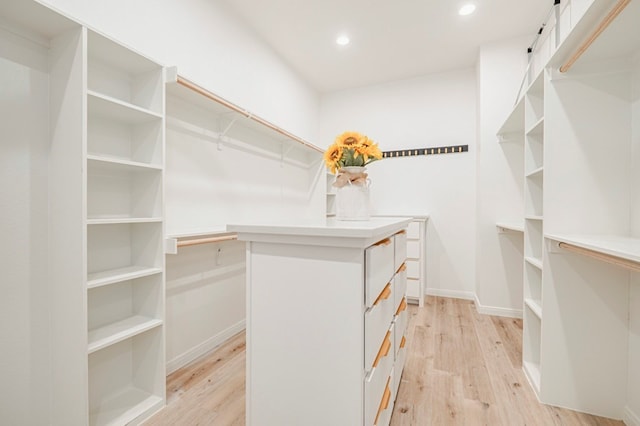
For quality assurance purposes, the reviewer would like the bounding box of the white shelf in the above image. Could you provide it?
[87,217,163,225]
[496,222,524,233]
[88,315,163,354]
[525,166,544,178]
[87,155,162,171]
[87,266,162,289]
[497,96,525,136]
[327,192,336,197]
[549,0,640,72]
[523,361,541,394]
[525,116,544,136]
[88,91,162,124]
[525,215,543,221]
[89,387,163,426]
[524,298,543,319]
[525,256,543,270]
[546,234,640,264]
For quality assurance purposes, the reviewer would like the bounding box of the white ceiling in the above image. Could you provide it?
[219,0,551,93]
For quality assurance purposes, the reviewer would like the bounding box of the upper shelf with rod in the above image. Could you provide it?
[165,68,323,167]
[549,0,638,74]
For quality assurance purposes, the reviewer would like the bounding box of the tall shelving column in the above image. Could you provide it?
[85,30,166,425]
[522,71,544,395]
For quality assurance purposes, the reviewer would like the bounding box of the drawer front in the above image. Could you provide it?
[364,331,394,426]
[406,221,420,239]
[393,341,408,400]
[374,374,394,426]
[393,231,407,272]
[365,283,395,369]
[405,259,420,279]
[407,240,420,259]
[365,238,395,308]
[394,298,408,357]
[394,266,407,314]
[406,278,420,299]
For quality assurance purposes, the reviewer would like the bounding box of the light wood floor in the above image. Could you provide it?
[145,296,624,425]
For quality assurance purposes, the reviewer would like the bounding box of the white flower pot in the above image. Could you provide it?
[335,166,370,221]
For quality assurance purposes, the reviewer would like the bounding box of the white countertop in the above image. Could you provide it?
[227,217,412,247]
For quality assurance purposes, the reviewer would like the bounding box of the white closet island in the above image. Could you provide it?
[229,217,411,426]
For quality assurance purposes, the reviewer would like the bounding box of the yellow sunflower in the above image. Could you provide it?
[335,131,364,147]
[323,143,343,174]
[353,137,382,162]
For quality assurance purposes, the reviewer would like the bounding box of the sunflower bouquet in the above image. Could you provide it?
[323,131,383,175]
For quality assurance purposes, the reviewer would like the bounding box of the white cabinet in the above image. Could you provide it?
[231,217,411,426]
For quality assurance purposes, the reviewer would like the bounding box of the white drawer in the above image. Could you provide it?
[393,231,407,271]
[394,298,408,358]
[407,240,420,259]
[406,221,420,239]
[365,237,395,308]
[394,266,407,313]
[364,330,394,426]
[405,259,420,279]
[373,374,394,426]
[365,283,395,370]
[407,278,420,299]
[393,342,407,400]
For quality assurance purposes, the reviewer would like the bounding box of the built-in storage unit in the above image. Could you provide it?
[85,29,166,426]
[522,70,545,393]
[0,1,167,424]
[404,217,428,307]
[230,217,411,426]
[327,172,337,217]
[496,0,640,422]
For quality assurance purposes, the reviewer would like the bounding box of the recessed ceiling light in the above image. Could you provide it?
[336,35,350,46]
[458,3,476,15]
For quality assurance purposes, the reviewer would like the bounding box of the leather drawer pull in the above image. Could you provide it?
[396,298,407,315]
[374,238,392,247]
[374,379,392,425]
[372,332,391,368]
[397,263,407,273]
[400,336,407,349]
[395,230,407,235]
[373,283,392,306]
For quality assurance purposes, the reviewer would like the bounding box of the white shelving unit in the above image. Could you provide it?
[326,172,337,217]
[522,69,545,397]
[513,0,640,421]
[86,29,166,425]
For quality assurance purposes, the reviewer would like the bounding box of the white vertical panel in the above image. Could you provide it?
[0,27,51,426]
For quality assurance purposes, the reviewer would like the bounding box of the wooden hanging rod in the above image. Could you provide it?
[558,241,640,272]
[175,76,323,153]
[559,0,631,73]
[177,234,238,248]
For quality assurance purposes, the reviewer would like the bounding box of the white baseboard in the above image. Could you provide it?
[166,320,246,375]
[625,406,640,426]
[425,288,475,300]
[474,294,523,319]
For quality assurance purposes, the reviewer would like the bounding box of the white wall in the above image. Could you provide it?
[475,37,529,316]
[38,0,319,143]
[319,69,477,298]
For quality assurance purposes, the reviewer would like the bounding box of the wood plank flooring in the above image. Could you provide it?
[145,296,624,425]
